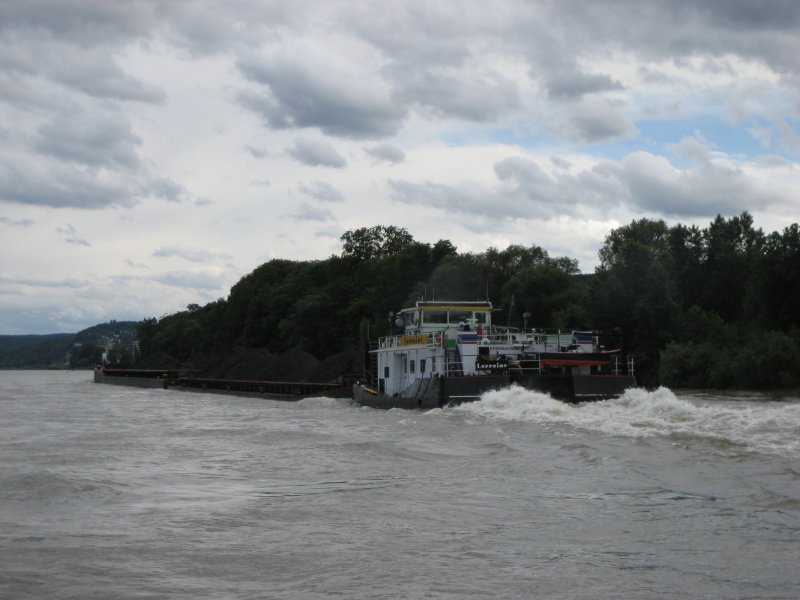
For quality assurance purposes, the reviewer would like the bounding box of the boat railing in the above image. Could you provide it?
[377,333,438,349]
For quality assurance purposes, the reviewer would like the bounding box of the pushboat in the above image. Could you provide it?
[352,300,636,409]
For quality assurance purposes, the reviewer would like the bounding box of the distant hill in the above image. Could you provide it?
[0,321,138,369]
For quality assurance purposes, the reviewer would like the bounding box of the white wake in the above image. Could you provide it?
[452,385,800,457]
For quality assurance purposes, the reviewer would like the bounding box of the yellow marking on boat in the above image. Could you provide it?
[400,334,429,346]
[400,304,492,312]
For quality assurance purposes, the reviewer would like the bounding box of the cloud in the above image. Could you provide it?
[286,138,347,168]
[0,1,154,47]
[0,4,163,104]
[563,102,637,143]
[545,69,624,100]
[0,215,34,227]
[298,181,344,203]
[364,143,406,163]
[390,148,788,223]
[388,178,528,223]
[397,67,521,122]
[56,223,90,246]
[56,223,77,235]
[237,38,406,139]
[150,270,228,291]
[33,111,143,169]
[0,274,89,289]
[152,245,230,263]
[2,0,800,335]
[244,144,270,158]
[0,158,183,209]
[124,258,148,269]
[618,151,767,216]
[286,201,335,222]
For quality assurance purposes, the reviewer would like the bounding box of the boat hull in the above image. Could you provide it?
[93,370,167,389]
[353,372,636,409]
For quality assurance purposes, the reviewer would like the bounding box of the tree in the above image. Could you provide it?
[340,225,415,261]
[700,212,764,322]
[592,219,679,385]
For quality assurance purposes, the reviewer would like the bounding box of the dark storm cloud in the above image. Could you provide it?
[286,138,347,168]
[364,144,406,163]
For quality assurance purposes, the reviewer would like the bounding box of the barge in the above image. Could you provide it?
[353,300,636,409]
[94,364,350,400]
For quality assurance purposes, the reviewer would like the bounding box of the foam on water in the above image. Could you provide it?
[453,385,800,457]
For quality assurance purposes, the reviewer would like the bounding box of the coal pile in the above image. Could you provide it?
[135,346,362,383]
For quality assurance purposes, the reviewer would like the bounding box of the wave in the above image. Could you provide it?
[451,385,800,457]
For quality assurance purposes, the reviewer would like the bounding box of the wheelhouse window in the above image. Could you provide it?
[449,310,472,324]
[423,310,447,324]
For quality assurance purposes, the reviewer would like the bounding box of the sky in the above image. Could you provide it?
[1,0,800,334]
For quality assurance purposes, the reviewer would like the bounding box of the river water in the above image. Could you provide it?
[1,371,798,599]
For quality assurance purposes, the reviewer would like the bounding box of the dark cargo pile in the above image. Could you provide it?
[134,346,362,384]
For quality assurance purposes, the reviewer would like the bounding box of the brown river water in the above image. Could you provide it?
[1,370,798,599]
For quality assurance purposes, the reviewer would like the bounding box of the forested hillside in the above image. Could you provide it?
[136,217,800,390]
[0,321,138,369]
[0,334,73,369]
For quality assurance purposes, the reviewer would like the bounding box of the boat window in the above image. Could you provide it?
[474,312,488,324]
[424,310,447,324]
[449,310,472,324]
[420,359,426,373]
[410,360,415,373]
[384,366,390,378]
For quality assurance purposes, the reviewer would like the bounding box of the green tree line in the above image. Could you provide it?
[136,217,800,390]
